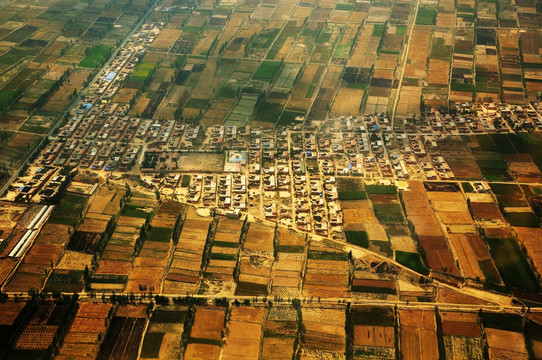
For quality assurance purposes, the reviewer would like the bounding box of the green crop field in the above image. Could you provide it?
[79,45,112,68]
[131,62,157,80]
[253,61,281,82]
[395,251,430,275]
[416,7,437,25]
[486,237,540,291]
[345,230,369,248]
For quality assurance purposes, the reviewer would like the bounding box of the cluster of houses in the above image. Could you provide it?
[12,167,66,202]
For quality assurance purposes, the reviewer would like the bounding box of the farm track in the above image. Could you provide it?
[390,0,422,127]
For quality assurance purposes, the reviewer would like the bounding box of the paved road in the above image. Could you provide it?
[3,291,537,313]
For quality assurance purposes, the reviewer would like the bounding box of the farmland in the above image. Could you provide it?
[1,0,542,358]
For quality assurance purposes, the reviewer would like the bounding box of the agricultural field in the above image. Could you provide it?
[221,307,265,359]
[1,0,542,358]
[163,207,211,294]
[399,309,439,360]
[8,301,74,359]
[300,307,346,358]
[351,306,395,359]
[125,200,182,293]
[440,310,483,360]
[261,306,299,359]
[140,305,188,359]
[184,306,225,359]
[200,217,243,296]
[90,192,156,292]
[56,302,114,360]
[482,312,529,359]
[236,222,275,296]
[303,240,350,298]
[96,305,148,360]
[271,228,305,297]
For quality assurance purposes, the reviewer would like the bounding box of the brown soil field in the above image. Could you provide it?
[330,88,364,116]
[276,228,305,247]
[184,343,221,360]
[223,308,264,358]
[428,59,450,85]
[201,99,235,125]
[94,259,132,276]
[438,137,482,178]
[486,328,529,355]
[125,268,163,293]
[0,301,26,326]
[230,306,265,323]
[303,308,346,326]
[438,211,473,225]
[261,337,296,360]
[306,259,349,272]
[447,234,485,280]
[441,320,480,337]
[0,258,17,285]
[440,311,480,337]
[76,302,113,319]
[482,225,513,239]
[141,240,170,252]
[1,133,40,164]
[431,200,468,212]
[88,187,116,213]
[305,273,349,287]
[35,223,71,245]
[190,307,226,340]
[274,259,303,272]
[506,153,542,182]
[101,248,133,262]
[440,310,478,323]
[104,191,125,216]
[390,235,418,253]
[377,53,399,69]
[192,30,221,56]
[354,325,394,347]
[470,202,503,220]
[78,218,108,233]
[244,223,275,253]
[113,88,138,104]
[84,213,111,222]
[4,271,46,292]
[419,235,459,275]
[69,317,108,334]
[23,243,63,265]
[43,68,92,112]
[116,305,148,318]
[214,229,241,244]
[130,93,151,116]
[402,182,445,236]
[303,284,349,298]
[117,216,147,228]
[343,207,378,227]
[437,287,489,305]
[399,309,439,360]
[301,320,346,352]
[404,27,431,78]
[55,251,92,271]
[514,226,542,274]
[0,201,27,228]
[239,259,272,278]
